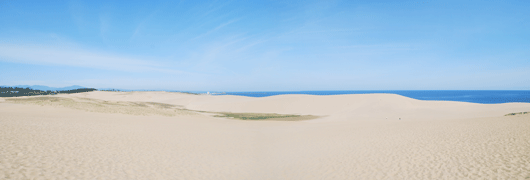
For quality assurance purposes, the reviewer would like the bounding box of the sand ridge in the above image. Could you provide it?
[57,91,530,119]
[1,91,530,179]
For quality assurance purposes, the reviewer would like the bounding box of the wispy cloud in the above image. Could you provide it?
[99,12,111,42]
[0,43,193,75]
[296,28,363,34]
[68,0,87,31]
[129,9,160,42]
[234,39,266,53]
[335,43,422,51]
[191,18,241,40]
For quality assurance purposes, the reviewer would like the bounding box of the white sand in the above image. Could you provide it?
[1,91,530,179]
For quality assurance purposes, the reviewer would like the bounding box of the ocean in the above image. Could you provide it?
[212,90,530,104]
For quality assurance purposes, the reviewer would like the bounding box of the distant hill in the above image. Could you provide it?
[2,85,87,91]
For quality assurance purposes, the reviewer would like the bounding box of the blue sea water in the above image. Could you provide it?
[213,90,530,104]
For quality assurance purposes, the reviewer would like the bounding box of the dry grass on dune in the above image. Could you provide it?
[4,96,195,116]
[3,96,317,121]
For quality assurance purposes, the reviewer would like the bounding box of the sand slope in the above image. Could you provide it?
[1,91,530,179]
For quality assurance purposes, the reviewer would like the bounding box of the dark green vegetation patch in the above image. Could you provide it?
[0,86,96,97]
[505,112,529,116]
[214,112,318,121]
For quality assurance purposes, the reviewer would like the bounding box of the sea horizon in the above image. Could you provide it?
[4,85,529,104]
[209,90,530,104]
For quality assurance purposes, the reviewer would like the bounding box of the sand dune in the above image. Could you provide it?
[1,91,530,179]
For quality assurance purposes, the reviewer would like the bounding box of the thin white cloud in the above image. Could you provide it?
[129,9,160,41]
[68,0,87,31]
[99,13,110,40]
[192,18,241,40]
[335,43,421,51]
[0,43,192,75]
[297,28,363,34]
[234,39,266,53]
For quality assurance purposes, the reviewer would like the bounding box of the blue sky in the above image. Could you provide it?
[0,0,529,91]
